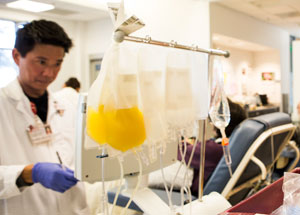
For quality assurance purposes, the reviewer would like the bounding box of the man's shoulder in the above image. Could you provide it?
[0,79,22,101]
[0,86,11,104]
[0,87,15,119]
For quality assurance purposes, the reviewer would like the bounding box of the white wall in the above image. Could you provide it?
[51,21,80,91]
[215,44,281,105]
[253,51,281,104]
[292,40,300,120]
[125,0,210,48]
[79,18,114,91]
[129,0,209,48]
[214,45,254,99]
[210,3,290,110]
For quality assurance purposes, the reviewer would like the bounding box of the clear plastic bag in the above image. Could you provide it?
[209,57,230,130]
[86,42,146,154]
[271,172,300,215]
[137,45,167,160]
[190,52,209,121]
[165,50,195,128]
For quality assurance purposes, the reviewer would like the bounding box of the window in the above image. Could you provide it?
[0,19,18,88]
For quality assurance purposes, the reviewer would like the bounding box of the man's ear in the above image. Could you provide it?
[12,48,21,66]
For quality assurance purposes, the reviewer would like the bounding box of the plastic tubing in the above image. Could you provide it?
[110,156,124,215]
[169,135,192,213]
[169,135,187,200]
[177,137,192,212]
[100,147,109,215]
[170,135,187,195]
[184,136,197,204]
[180,186,192,215]
[160,148,174,212]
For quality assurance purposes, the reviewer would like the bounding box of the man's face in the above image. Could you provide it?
[13,44,65,96]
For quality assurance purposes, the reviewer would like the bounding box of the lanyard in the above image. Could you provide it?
[30,101,38,115]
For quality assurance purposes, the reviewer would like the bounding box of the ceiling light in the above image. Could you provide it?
[6,0,54,13]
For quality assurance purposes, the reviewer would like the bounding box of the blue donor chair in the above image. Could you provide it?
[203,112,298,205]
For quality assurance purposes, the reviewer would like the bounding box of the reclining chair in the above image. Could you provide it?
[203,112,299,205]
[106,112,299,212]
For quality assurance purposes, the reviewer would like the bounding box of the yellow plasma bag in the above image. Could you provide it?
[86,42,146,153]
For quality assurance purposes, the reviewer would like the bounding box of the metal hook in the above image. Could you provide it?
[144,35,151,43]
[169,40,177,47]
[191,44,198,51]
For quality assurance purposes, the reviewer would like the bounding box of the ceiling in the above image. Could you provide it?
[1,0,300,28]
[0,0,110,21]
[1,0,300,51]
[212,33,274,52]
[216,0,300,34]
[211,0,300,52]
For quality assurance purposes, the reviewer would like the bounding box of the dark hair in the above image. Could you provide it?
[216,98,247,138]
[65,77,80,90]
[14,19,73,57]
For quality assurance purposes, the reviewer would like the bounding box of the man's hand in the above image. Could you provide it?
[32,162,78,193]
[21,164,34,183]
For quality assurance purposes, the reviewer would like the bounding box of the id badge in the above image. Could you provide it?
[27,121,52,145]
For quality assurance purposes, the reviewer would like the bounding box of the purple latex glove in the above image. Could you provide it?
[32,162,78,193]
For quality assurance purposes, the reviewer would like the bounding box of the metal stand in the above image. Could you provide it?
[198,119,207,201]
[198,54,213,201]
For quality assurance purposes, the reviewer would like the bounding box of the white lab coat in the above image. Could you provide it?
[54,87,79,109]
[0,79,90,215]
[54,87,80,153]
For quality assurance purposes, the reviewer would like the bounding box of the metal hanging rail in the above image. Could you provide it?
[114,31,230,58]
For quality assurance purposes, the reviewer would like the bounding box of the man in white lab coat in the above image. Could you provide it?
[0,20,89,214]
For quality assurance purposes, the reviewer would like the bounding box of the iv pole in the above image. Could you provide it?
[198,54,213,202]
[113,30,230,203]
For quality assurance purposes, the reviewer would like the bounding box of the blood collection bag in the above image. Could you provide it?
[190,53,209,121]
[165,50,196,141]
[86,42,146,153]
[137,45,167,161]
